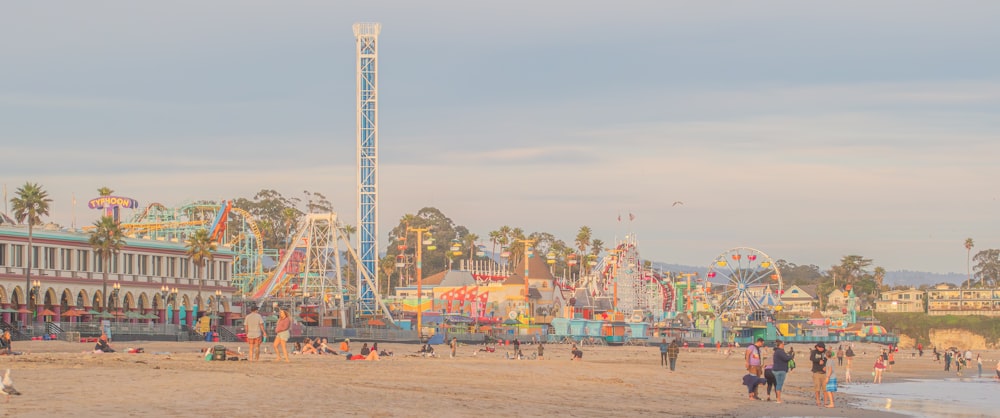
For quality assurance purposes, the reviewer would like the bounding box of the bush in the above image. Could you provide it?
[875,312,1000,346]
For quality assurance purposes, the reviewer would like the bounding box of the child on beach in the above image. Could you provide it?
[874,356,886,384]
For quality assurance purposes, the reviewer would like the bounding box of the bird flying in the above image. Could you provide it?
[672,201,684,206]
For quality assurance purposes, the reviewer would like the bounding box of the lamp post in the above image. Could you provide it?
[30,279,40,325]
[514,238,536,326]
[112,282,121,324]
[170,287,178,329]
[160,285,170,334]
[406,226,432,340]
[214,289,222,331]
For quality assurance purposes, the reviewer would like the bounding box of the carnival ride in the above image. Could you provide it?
[706,247,783,324]
[574,235,675,321]
[92,200,273,294]
[248,213,395,327]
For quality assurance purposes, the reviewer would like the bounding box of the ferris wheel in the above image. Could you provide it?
[707,247,782,322]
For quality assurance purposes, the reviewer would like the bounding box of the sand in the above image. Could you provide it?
[0,339,979,417]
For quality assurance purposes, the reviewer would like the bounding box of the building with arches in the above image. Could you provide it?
[0,224,237,335]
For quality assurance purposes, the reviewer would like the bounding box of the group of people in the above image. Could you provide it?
[658,338,680,371]
[742,338,842,408]
[743,338,797,404]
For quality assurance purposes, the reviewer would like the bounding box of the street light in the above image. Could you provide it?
[214,289,222,334]
[514,238,536,326]
[406,226,432,339]
[171,287,178,327]
[30,280,41,325]
[112,282,121,323]
[160,285,170,333]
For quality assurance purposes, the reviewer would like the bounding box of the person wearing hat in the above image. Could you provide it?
[810,342,829,407]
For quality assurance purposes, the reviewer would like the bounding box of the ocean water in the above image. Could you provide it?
[839,377,997,417]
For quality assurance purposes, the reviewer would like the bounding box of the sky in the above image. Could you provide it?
[2,1,999,275]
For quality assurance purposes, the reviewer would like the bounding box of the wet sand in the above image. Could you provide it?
[0,340,973,417]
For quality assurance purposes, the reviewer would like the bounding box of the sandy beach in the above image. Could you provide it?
[0,339,985,417]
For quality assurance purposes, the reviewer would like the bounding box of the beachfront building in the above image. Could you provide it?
[0,224,238,337]
[780,285,817,314]
[874,289,926,313]
[926,288,1000,316]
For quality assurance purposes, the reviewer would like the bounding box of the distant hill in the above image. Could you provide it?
[882,270,965,287]
[648,262,965,287]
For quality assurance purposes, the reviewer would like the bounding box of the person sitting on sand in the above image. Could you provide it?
[339,339,351,354]
[300,338,318,355]
[95,333,115,353]
[360,343,371,356]
[319,338,337,355]
[365,346,380,361]
[0,330,12,355]
[571,344,583,361]
[418,343,435,357]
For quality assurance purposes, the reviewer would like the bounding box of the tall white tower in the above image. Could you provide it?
[353,22,380,316]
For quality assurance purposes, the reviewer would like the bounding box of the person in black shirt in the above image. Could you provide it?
[809,342,829,407]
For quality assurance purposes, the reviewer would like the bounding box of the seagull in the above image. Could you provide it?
[672,201,683,206]
[2,369,21,402]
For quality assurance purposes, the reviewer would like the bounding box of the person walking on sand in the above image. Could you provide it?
[450,337,458,358]
[244,305,265,362]
[745,338,765,399]
[537,342,544,360]
[874,355,886,383]
[770,340,793,404]
[809,342,828,406]
[272,309,291,362]
[667,339,680,371]
[836,345,844,366]
[659,339,669,368]
[976,353,982,378]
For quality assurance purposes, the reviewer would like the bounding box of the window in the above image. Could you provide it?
[138,255,149,275]
[41,247,55,269]
[123,253,134,275]
[111,253,119,274]
[166,257,175,277]
[60,248,72,270]
[76,249,89,271]
[180,260,189,278]
[30,246,39,269]
[0,244,6,266]
[12,245,24,267]
[152,256,162,276]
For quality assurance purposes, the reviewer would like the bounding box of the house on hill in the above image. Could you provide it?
[780,285,817,314]
[875,289,925,313]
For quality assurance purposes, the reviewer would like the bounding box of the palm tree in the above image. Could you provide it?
[964,238,974,288]
[340,223,358,286]
[575,226,592,276]
[488,230,501,261]
[873,266,886,293]
[89,216,124,312]
[463,233,480,265]
[185,229,216,309]
[10,182,52,309]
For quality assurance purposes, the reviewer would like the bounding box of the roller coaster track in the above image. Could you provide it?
[229,207,264,262]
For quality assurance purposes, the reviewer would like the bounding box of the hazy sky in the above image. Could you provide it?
[2,1,999,274]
